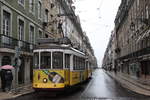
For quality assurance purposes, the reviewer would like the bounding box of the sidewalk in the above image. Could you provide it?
[0,84,34,100]
[105,71,150,96]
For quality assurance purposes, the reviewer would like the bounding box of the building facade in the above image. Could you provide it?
[0,0,97,90]
[114,0,150,79]
[0,0,47,88]
[102,31,116,71]
[43,0,97,67]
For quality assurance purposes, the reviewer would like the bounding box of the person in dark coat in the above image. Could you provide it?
[5,69,13,91]
[0,69,6,92]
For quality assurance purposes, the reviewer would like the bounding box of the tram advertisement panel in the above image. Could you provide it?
[33,69,65,88]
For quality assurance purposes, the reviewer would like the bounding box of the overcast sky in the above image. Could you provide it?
[74,0,121,67]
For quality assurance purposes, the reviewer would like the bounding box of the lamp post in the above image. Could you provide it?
[14,46,21,94]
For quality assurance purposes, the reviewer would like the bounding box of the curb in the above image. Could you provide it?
[1,88,34,100]
[105,71,150,96]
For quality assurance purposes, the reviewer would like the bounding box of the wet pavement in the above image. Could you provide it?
[80,69,150,100]
[8,69,150,100]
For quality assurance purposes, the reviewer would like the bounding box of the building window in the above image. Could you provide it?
[38,1,42,19]
[146,6,149,19]
[39,30,42,38]
[18,19,24,40]
[44,9,49,23]
[29,0,34,13]
[29,25,34,43]
[18,0,25,6]
[137,0,139,7]
[136,0,139,12]
[3,10,11,36]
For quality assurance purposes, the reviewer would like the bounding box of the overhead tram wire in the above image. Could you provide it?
[97,0,104,19]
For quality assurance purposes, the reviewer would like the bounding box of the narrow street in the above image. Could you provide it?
[10,69,149,100]
[2,0,150,100]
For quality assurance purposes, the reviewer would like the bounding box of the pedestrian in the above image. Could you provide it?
[0,69,6,92]
[5,69,13,92]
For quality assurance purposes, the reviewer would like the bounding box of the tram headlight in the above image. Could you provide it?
[43,78,48,83]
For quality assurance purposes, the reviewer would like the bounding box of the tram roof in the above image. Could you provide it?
[34,44,85,57]
[35,43,70,50]
[34,38,85,57]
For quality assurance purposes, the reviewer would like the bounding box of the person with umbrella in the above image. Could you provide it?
[0,65,14,92]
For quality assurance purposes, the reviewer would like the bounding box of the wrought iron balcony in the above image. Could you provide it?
[0,34,34,53]
[0,34,18,49]
[119,46,150,61]
[18,40,34,53]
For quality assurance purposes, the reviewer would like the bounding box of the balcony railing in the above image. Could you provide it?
[119,46,150,61]
[0,34,34,53]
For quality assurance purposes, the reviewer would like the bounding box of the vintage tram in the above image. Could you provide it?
[32,38,92,91]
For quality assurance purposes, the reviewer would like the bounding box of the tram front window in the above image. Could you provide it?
[34,52,39,69]
[41,52,51,69]
[52,52,63,69]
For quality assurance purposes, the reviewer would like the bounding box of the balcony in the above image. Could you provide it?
[119,46,150,61]
[0,34,34,53]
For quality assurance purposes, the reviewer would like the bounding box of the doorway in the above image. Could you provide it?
[18,57,25,84]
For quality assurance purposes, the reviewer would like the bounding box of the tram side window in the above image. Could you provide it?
[82,59,85,70]
[41,52,51,69]
[83,59,85,69]
[73,56,82,70]
[76,57,78,70]
[80,57,82,70]
[81,58,83,70]
[76,56,78,70]
[73,56,77,70]
[73,56,75,70]
[78,57,80,70]
[34,52,39,69]
[80,58,82,70]
[65,54,70,68]
[86,61,88,69]
[52,52,63,69]
[78,57,82,70]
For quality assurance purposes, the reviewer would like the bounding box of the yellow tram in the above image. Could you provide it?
[32,39,92,91]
